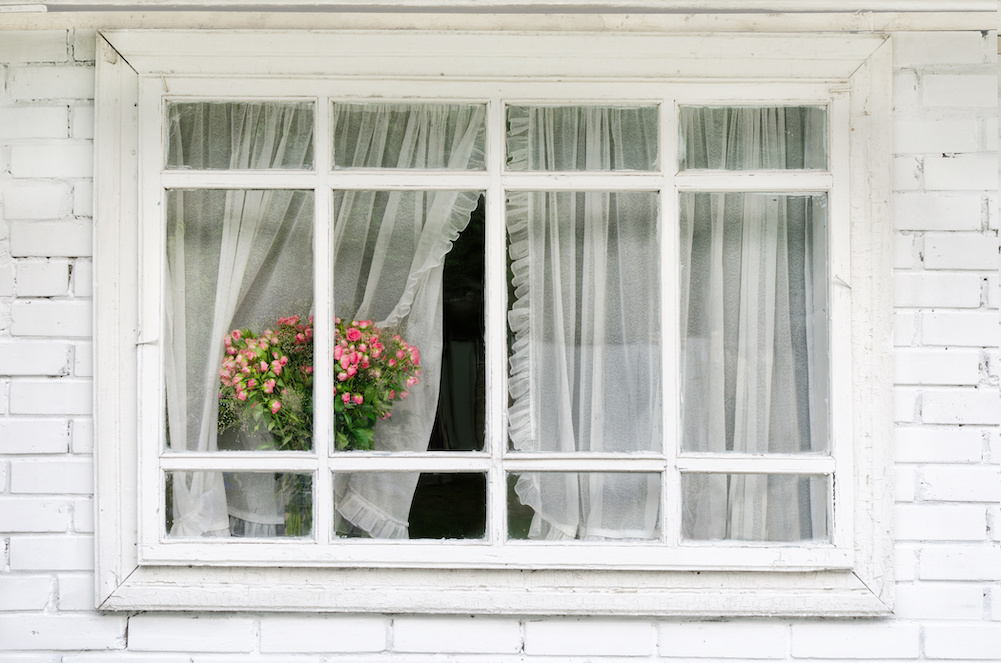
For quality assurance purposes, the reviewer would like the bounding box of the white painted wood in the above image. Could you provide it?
[95,27,894,615]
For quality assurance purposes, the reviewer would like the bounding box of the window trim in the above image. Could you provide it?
[94,27,894,615]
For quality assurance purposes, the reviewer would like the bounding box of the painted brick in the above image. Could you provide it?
[393,616,519,654]
[896,543,918,582]
[0,259,13,298]
[893,117,979,154]
[16,260,71,297]
[0,106,68,140]
[893,234,917,269]
[71,259,92,297]
[128,614,256,653]
[924,232,999,270]
[8,457,92,494]
[0,461,7,492]
[921,465,1001,503]
[0,341,71,376]
[924,624,1001,659]
[11,300,93,338]
[893,582,985,620]
[0,614,125,650]
[0,575,52,611]
[73,184,93,217]
[8,66,95,101]
[892,155,922,191]
[986,272,999,310]
[9,221,92,257]
[9,379,92,415]
[895,504,987,541]
[893,310,918,346]
[72,497,94,533]
[893,387,919,423]
[524,619,653,656]
[658,621,787,658]
[923,74,998,108]
[922,310,999,347]
[919,544,1001,581]
[790,622,920,659]
[893,193,982,231]
[894,427,985,463]
[0,418,69,454]
[924,153,998,191]
[71,105,94,140]
[894,272,982,308]
[892,70,921,115]
[10,143,94,179]
[985,116,998,151]
[259,615,387,653]
[0,497,71,532]
[8,535,94,571]
[72,30,97,62]
[896,465,917,502]
[73,341,93,377]
[0,31,68,63]
[991,586,1001,621]
[893,348,980,385]
[71,418,93,453]
[893,32,989,67]
[922,389,1001,425]
[1,181,72,219]
[56,573,95,611]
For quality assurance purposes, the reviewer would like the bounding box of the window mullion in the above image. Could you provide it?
[486,97,508,546]
[661,96,681,548]
[314,95,334,545]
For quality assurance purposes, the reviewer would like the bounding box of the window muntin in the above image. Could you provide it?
[144,88,846,566]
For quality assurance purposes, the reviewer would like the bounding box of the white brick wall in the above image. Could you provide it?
[0,27,998,663]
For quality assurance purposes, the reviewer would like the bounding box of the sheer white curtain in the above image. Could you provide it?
[165,102,314,537]
[679,107,829,541]
[507,107,662,540]
[331,103,485,538]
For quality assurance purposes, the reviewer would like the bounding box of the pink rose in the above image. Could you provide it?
[337,371,348,382]
[352,394,364,405]
[342,393,351,404]
[270,401,281,414]
[346,328,362,342]
[231,329,242,340]
[263,379,276,394]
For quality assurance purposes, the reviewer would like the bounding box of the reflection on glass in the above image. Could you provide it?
[332,103,486,169]
[333,472,486,540]
[165,190,315,457]
[508,472,660,541]
[506,105,659,171]
[680,193,828,454]
[166,102,314,170]
[682,473,829,542]
[165,471,312,538]
[507,191,661,454]
[679,106,827,170]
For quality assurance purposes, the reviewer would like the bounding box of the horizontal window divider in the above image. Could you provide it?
[502,456,667,472]
[327,454,492,472]
[677,454,836,475]
[501,172,664,190]
[326,171,490,189]
[142,540,851,572]
[159,454,318,473]
[674,170,833,191]
[160,170,320,189]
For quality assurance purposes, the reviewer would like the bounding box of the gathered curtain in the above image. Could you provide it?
[165,102,484,538]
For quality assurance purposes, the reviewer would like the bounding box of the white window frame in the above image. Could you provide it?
[94,27,893,616]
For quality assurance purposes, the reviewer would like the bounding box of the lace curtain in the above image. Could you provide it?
[165,102,484,537]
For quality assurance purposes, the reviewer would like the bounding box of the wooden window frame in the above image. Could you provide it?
[94,27,894,616]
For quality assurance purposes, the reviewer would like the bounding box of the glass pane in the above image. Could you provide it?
[165,190,314,456]
[165,471,312,538]
[506,105,658,171]
[332,103,486,169]
[507,191,661,453]
[332,190,483,452]
[166,102,314,170]
[679,106,827,170]
[333,472,485,539]
[508,472,660,540]
[679,193,828,454]
[682,473,829,542]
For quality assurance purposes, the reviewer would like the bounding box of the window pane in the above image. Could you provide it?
[682,473,829,542]
[506,105,658,171]
[333,472,486,539]
[332,103,486,169]
[332,190,483,454]
[507,191,661,454]
[508,472,660,540]
[680,193,828,454]
[679,106,827,170]
[165,471,312,538]
[166,102,314,170]
[165,190,315,457]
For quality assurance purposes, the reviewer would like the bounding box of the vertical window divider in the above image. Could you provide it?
[486,97,508,545]
[313,97,334,544]
[660,96,681,547]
